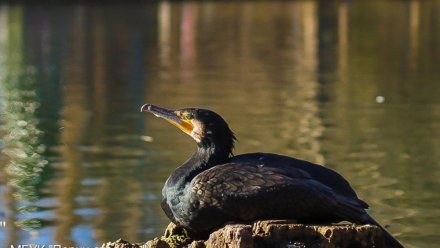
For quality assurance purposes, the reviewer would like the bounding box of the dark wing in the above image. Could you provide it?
[191,163,305,206]
[190,162,367,223]
[232,153,369,208]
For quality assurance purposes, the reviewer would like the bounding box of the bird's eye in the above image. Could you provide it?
[185,113,194,120]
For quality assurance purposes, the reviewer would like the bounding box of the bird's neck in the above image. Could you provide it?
[167,144,230,190]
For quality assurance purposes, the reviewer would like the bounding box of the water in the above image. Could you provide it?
[0,1,439,247]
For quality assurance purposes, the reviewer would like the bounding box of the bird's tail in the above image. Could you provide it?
[364,215,404,248]
[335,200,404,248]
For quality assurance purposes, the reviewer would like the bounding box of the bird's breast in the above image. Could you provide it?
[162,183,199,226]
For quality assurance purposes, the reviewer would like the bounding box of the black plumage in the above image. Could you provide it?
[141,104,403,248]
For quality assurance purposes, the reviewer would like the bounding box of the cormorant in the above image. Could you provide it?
[141,104,403,247]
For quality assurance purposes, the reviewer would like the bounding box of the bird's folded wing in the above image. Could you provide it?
[189,163,351,220]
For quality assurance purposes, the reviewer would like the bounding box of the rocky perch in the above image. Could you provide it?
[101,220,389,248]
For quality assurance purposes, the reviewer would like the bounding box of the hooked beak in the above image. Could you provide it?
[140,104,194,135]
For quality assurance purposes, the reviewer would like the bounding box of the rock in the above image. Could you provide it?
[103,220,389,248]
[100,238,142,248]
[205,224,253,248]
[251,220,384,248]
[145,238,171,248]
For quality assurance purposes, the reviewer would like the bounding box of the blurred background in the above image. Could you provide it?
[0,1,439,247]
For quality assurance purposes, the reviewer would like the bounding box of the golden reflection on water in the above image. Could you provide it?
[54,5,87,246]
[0,1,440,248]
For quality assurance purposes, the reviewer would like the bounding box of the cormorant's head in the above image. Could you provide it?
[141,104,236,156]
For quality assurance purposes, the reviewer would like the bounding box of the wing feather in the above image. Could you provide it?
[189,162,366,223]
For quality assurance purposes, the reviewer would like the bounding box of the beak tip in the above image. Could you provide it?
[140,104,151,113]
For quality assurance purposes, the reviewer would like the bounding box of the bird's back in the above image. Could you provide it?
[231,152,369,208]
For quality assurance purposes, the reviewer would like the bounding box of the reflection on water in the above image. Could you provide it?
[0,1,440,247]
[0,6,53,235]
